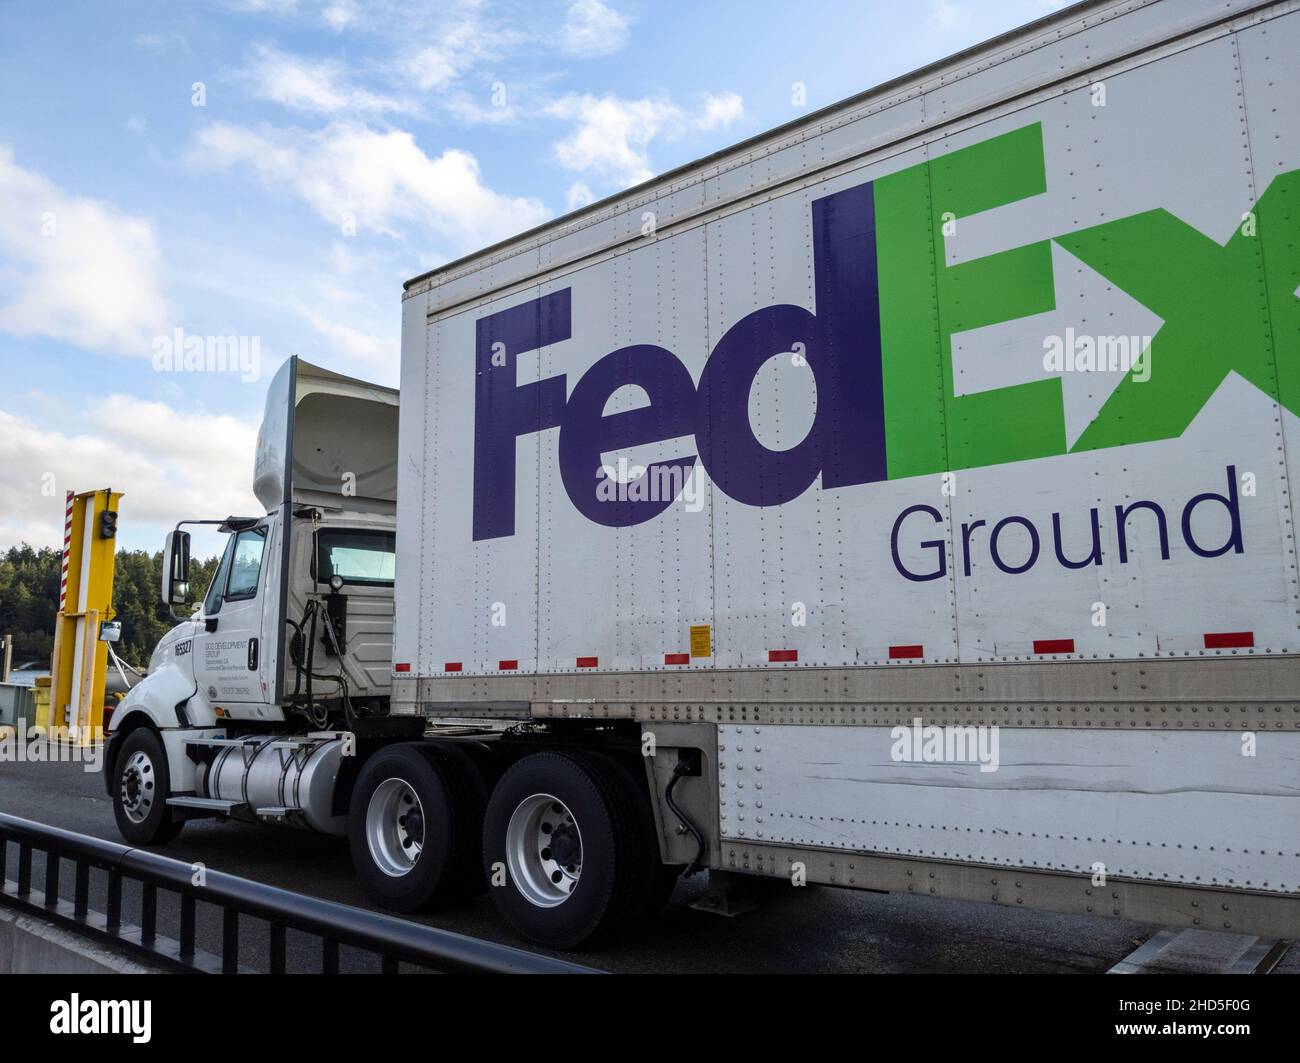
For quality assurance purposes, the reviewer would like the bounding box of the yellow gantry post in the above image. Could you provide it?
[45,488,121,745]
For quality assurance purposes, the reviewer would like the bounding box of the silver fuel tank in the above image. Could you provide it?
[196,734,348,835]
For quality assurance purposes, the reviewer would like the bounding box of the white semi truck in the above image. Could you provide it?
[107,0,1300,949]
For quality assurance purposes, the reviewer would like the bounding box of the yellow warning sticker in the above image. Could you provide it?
[689,624,712,658]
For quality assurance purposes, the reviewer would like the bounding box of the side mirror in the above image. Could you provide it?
[99,620,122,644]
[161,530,192,611]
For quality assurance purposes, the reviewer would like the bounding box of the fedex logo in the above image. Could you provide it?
[473,181,886,540]
[471,123,1300,541]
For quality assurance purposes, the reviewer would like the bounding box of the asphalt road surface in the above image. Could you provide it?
[1,755,1291,974]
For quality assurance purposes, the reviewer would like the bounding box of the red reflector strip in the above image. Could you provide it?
[768,649,798,663]
[444,662,462,673]
[664,652,689,665]
[498,659,518,671]
[576,656,598,668]
[888,644,924,660]
[1032,638,1075,655]
[1204,631,1254,649]
[393,663,410,673]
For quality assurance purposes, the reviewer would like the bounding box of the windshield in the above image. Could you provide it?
[202,536,235,615]
[203,526,268,614]
[315,529,396,587]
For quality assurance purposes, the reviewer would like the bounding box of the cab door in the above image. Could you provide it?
[193,525,269,705]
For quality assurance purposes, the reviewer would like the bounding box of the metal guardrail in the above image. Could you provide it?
[0,813,599,974]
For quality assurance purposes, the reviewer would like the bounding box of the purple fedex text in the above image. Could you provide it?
[471,182,887,541]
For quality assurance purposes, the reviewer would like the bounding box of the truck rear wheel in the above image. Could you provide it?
[348,743,484,912]
[600,754,683,926]
[483,751,657,948]
[112,728,183,846]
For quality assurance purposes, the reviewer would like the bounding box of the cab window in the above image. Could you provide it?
[225,527,268,601]
[204,527,267,615]
[202,537,235,616]
[315,530,395,587]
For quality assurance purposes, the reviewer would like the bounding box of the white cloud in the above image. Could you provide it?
[327,239,354,274]
[547,94,682,187]
[322,0,358,30]
[0,396,260,551]
[190,121,549,251]
[242,42,414,115]
[440,90,517,126]
[566,182,595,210]
[238,1,521,99]
[546,90,747,189]
[397,11,521,92]
[561,0,629,57]
[291,259,400,371]
[298,304,396,367]
[0,147,168,356]
[401,43,460,93]
[697,91,744,131]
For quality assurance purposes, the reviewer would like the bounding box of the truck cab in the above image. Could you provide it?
[105,357,401,839]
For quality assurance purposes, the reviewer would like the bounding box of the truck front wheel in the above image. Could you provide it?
[348,743,484,912]
[111,728,183,846]
[483,751,656,948]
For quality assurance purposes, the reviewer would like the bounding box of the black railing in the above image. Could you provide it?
[0,813,598,974]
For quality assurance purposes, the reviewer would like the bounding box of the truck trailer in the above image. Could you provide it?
[106,0,1300,949]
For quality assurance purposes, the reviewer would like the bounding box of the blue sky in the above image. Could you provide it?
[0,0,1063,555]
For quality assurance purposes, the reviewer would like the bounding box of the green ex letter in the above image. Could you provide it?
[875,121,1300,480]
[876,123,1063,480]
[1057,170,1300,450]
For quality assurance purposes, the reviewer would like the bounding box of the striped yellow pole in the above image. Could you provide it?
[46,488,121,745]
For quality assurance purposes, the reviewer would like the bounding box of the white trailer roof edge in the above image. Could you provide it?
[402,0,1279,303]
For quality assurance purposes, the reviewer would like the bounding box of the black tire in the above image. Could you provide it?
[429,740,499,812]
[111,728,183,846]
[482,751,659,948]
[596,752,682,926]
[446,739,503,794]
[419,741,492,900]
[348,742,482,912]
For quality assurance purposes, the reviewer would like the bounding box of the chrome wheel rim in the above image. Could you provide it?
[366,778,424,877]
[120,749,156,824]
[506,793,582,908]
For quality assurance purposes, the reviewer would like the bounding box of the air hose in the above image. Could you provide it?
[664,759,706,878]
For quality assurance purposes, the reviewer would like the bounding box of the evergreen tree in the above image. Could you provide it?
[0,544,222,670]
